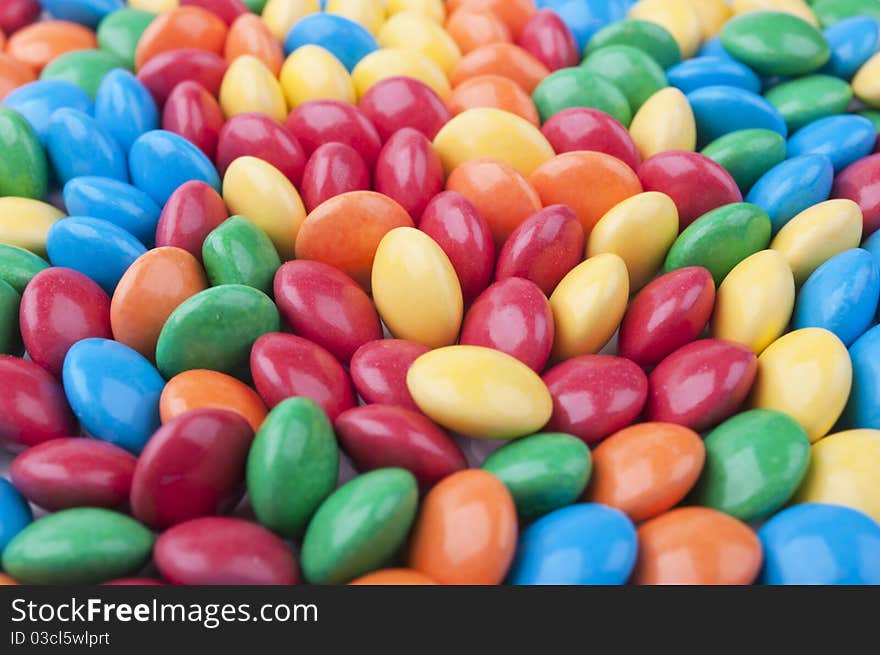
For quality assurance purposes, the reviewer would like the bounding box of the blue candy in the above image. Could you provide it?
[0,478,33,554]
[687,85,788,147]
[2,80,94,145]
[63,176,161,248]
[284,14,378,71]
[666,56,761,94]
[863,228,880,270]
[698,37,734,60]
[746,154,833,233]
[94,70,159,153]
[842,324,880,430]
[40,0,124,29]
[46,108,128,185]
[820,16,880,80]
[128,130,220,206]
[62,338,165,454]
[787,115,876,173]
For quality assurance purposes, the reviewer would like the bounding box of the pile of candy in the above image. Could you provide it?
[1,0,880,586]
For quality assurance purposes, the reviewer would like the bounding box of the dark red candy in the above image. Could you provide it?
[154,516,300,585]
[250,332,357,421]
[19,267,112,378]
[180,0,248,25]
[136,49,228,107]
[301,142,371,212]
[335,405,467,491]
[130,409,253,530]
[638,150,743,230]
[0,355,77,450]
[349,339,429,411]
[10,438,136,511]
[494,204,584,296]
[833,153,880,236]
[162,80,225,159]
[273,260,382,364]
[543,354,648,445]
[358,76,451,142]
[540,107,641,170]
[0,0,40,34]
[517,9,579,72]
[215,112,307,186]
[618,267,716,369]
[418,191,495,304]
[374,128,444,222]
[286,99,382,167]
[646,339,758,432]
[459,277,553,372]
[155,180,228,261]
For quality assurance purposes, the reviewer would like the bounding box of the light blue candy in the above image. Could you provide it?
[46,216,146,294]
[746,154,833,233]
[536,0,633,52]
[62,338,165,454]
[687,85,788,147]
[94,69,159,152]
[863,228,880,270]
[506,504,637,585]
[46,108,128,185]
[760,504,880,585]
[0,478,33,554]
[820,16,879,80]
[129,130,220,206]
[698,37,734,60]
[667,56,761,94]
[284,14,378,71]
[842,324,880,429]
[787,115,876,173]
[2,80,93,145]
[40,0,124,29]
[63,176,161,247]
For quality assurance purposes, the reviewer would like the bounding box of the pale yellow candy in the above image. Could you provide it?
[372,227,463,349]
[219,55,288,123]
[326,0,386,35]
[128,0,177,12]
[377,11,461,75]
[852,52,880,109]
[0,197,64,258]
[692,0,733,38]
[222,156,306,261]
[731,0,818,26]
[770,199,863,286]
[432,108,555,177]
[586,191,679,290]
[628,87,696,160]
[794,429,880,523]
[549,253,629,361]
[280,45,356,108]
[262,0,321,40]
[750,328,852,443]
[386,0,445,23]
[628,0,702,58]
[407,345,552,439]
[711,250,795,354]
[352,48,452,100]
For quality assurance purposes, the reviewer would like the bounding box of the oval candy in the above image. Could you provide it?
[160,369,267,431]
[349,339,428,411]
[129,129,221,206]
[155,180,228,261]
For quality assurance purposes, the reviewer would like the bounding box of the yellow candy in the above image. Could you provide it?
[731,0,818,26]
[261,0,321,40]
[280,45,356,108]
[128,0,177,12]
[0,198,64,258]
[325,0,385,35]
[628,87,696,160]
[853,52,880,109]
[692,0,733,38]
[750,328,852,443]
[628,0,702,58]
[406,345,552,439]
[770,199,863,286]
[372,227,463,348]
[586,191,679,290]
[385,0,445,23]
[377,11,461,75]
[432,108,555,177]
[222,156,306,261]
[795,429,880,523]
[219,55,288,123]
[352,48,451,100]
[549,253,629,361]
[711,250,795,354]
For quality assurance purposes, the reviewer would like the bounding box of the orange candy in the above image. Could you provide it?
[0,573,18,585]
[409,469,517,585]
[446,158,542,247]
[349,569,437,585]
[445,9,511,54]
[450,43,549,93]
[588,423,705,522]
[295,191,414,291]
[134,7,228,71]
[160,369,268,431]
[446,0,536,38]
[224,13,284,77]
[633,507,763,585]
[110,247,208,361]
[531,151,643,235]
[6,21,98,73]
[0,53,36,101]
[0,30,6,51]
[448,74,539,125]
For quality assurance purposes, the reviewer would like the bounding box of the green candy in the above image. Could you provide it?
[0,280,22,355]
[701,129,787,193]
[41,49,129,99]
[482,433,591,523]
[242,0,267,12]
[155,284,280,379]
[692,409,811,522]
[720,11,830,76]
[764,75,852,133]
[247,397,339,538]
[2,508,154,584]
[97,9,156,70]
[532,67,631,126]
[301,468,418,584]
[581,45,667,111]
[0,244,50,293]
[0,108,48,200]
[811,0,880,26]
[585,19,681,69]
[664,202,772,286]
[202,216,281,295]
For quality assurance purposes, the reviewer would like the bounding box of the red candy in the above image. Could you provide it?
[0,0,40,35]
[349,339,429,411]
[155,180,228,261]
[286,100,382,167]
[832,152,880,236]
[215,112,307,186]
[137,49,228,107]
[516,9,579,72]
[540,107,641,171]
[358,76,451,142]
[181,0,249,26]
[162,81,225,159]
[301,142,371,212]
[374,128,445,222]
